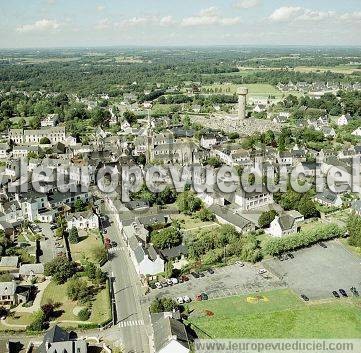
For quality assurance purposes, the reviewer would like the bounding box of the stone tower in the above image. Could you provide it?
[237,87,248,120]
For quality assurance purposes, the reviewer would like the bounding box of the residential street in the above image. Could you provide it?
[103,201,151,353]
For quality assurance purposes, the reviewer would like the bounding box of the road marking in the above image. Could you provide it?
[118,319,144,328]
[108,246,126,253]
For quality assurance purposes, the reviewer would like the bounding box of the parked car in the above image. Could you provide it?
[332,291,340,298]
[179,275,189,283]
[176,297,184,304]
[351,287,359,297]
[207,268,215,274]
[50,225,57,230]
[287,253,294,259]
[301,294,309,302]
[191,272,200,279]
[339,289,348,297]
[183,296,191,303]
[166,279,173,286]
[258,268,267,275]
[235,261,245,267]
[170,278,178,285]
[198,272,205,278]
[111,241,118,247]
[201,293,209,300]
[319,242,327,248]
[161,281,169,287]
[149,283,156,290]
[155,282,162,289]
[195,294,203,301]
[103,229,108,234]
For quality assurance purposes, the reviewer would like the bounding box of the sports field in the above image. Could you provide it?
[188,289,361,339]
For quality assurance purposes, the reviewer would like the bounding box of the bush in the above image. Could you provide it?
[262,223,344,256]
[28,310,46,332]
[149,297,178,313]
[151,226,182,250]
[78,308,91,321]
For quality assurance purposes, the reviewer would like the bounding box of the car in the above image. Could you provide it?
[111,241,118,247]
[332,291,340,298]
[201,293,208,300]
[149,283,156,290]
[319,242,327,248]
[170,278,178,285]
[258,268,267,275]
[179,275,189,283]
[236,261,245,267]
[339,289,348,297]
[195,294,203,301]
[50,225,57,230]
[155,282,162,289]
[278,254,286,261]
[167,279,173,286]
[198,272,205,278]
[301,294,309,302]
[183,296,191,303]
[207,268,215,274]
[351,287,359,297]
[176,297,184,305]
[103,229,108,234]
[161,281,169,287]
[287,253,294,259]
[191,272,200,279]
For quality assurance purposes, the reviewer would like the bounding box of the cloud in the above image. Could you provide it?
[269,7,361,24]
[95,18,111,30]
[268,6,303,22]
[16,19,60,33]
[159,16,176,27]
[234,0,260,9]
[181,7,241,27]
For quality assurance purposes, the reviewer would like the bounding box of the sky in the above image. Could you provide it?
[0,0,360,48]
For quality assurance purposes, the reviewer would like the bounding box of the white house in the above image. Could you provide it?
[151,312,193,353]
[314,191,343,208]
[66,210,99,230]
[266,211,304,237]
[41,114,58,127]
[337,113,352,126]
[200,134,218,149]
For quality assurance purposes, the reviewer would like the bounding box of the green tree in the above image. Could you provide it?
[39,137,51,144]
[258,210,277,228]
[196,208,215,222]
[347,214,361,247]
[176,191,202,215]
[28,310,46,332]
[67,278,89,302]
[151,226,182,250]
[164,261,174,278]
[44,256,76,284]
[68,227,79,244]
[74,199,86,212]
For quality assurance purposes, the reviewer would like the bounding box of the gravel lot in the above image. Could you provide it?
[143,263,286,303]
[263,240,361,300]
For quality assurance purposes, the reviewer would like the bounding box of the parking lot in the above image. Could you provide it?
[264,240,361,300]
[143,263,286,304]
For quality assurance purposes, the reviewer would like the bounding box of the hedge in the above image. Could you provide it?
[262,223,345,256]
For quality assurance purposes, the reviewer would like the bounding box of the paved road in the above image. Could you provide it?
[103,201,151,353]
[38,223,61,263]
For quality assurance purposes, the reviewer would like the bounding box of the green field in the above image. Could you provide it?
[188,289,361,339]
[201,83,284,98]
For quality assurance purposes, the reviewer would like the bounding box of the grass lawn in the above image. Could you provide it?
[188,289,361,339]
[70,231,103,263]
[89,283,111,324]
[339,238,361,257]
[6,312,33,326]
[41,280,111,325]
[172,214,218,233]
[41,281,78,322]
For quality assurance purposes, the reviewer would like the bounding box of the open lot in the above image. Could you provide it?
[188,289,361,339]
[264,240,361,300]
[144,263,285,304]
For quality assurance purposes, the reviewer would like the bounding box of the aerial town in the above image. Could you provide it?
[0,2,361,353]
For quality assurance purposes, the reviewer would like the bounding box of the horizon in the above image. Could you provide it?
[1,0,360,48]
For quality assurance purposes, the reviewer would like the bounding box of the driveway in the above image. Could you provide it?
[144,263,286,304]
[263,240,361,300]
[37,223,61,263]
